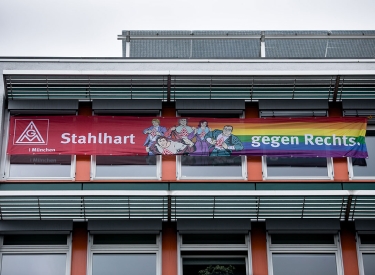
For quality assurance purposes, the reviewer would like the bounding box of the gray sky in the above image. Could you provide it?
[1,0,375,57]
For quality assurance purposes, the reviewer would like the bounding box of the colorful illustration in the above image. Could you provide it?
[143,119,167,155]
[165,118,195,140]
[205,125,244,156]
[187,120,211,156]
[149,136,195,155]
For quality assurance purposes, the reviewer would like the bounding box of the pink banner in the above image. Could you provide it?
[7,116,368,158]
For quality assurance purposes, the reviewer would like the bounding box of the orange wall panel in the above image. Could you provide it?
[75,155,91,181]
[162,155,177,181]
[71,223,88,275]
[162,222,178,275]
[162,104,177,181]
[251,222,268,275]
[333,158,349,181]
[245,103,263,181]
[247,156,263,181]
[75,103,92,181]
[340,222,359,275]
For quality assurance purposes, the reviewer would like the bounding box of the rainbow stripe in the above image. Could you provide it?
[225,117,368,158]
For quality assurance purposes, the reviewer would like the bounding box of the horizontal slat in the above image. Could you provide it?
[5,74,375,101]
[0,190,371,221]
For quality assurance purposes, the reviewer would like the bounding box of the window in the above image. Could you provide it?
[91,155,161,179]
[91,100,162,180]
[176,100,247,180]
[342,100,375,179]
[259,99,333,180]
[349,130,375,179]
[6,155,75,179]
[177,155,247,179]
[0,234,71,275]
[262,156,333,179]
[3,100,78,180]
[88,234,161,275]
[357,234,375,275]
[267,233,343,275]
[179,234,251,275]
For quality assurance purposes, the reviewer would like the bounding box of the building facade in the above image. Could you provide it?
[0,30,375,275]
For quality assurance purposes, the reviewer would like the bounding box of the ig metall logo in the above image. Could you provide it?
[13,119,49,145]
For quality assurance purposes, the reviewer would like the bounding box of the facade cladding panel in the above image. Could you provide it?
[130,40,191,58]
[130,39,259,58]
[266,39,328,58]
[0,30,375,275]
[191,39,259,58]
[266,39,375,58]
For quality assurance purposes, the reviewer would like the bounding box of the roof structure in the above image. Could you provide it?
[119,30,375,59]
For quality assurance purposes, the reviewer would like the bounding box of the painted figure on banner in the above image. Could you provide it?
[205,125,244,156]
[149,136,196,155]
[187,119,211,156]
[143,119,167,155]
[165,118,195,141]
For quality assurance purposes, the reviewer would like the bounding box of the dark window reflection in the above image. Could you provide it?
[96,156,157,178]
[266,157,328,177]
[271,234,334,245]
[360,235,375,244]
[4,235,67,245]
[183,257,246,275]
[93,234,156,245]
[181,156,242,178]
[183,234,245,245]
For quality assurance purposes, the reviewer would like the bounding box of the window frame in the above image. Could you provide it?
[262,156,334,180]
[0,234,72,275]
[259,108,334,180]
[178,233,252,275]
[175,111,247,180]
[348,127,375,180]
[90,110,163,180]
[356,233,375,275]
[2,110,76,181]
[176,155,247,180]
[267,233,344,275]
[91,155,162,180]
[87,233,162,275]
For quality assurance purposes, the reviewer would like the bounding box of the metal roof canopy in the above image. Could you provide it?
[0,190,373,221]
[5,74,375,101]
[118,31,375,40]
[119,31,375,59]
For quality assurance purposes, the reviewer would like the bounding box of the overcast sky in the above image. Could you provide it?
[0,0,374,57]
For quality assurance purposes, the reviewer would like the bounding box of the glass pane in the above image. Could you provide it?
[183,234,245,245]
[95,156,157,178]
[363,254,375,275]
[183,257,246,275]
[4,235,67,245]
[266,157,328,177]
[353,136,375,177]
[93,234,156,245]
[1,254,66,275]
[272,254,337,275]
[360,235,375,244]
[9,155,71,178]
[181,156,243,178]
[92,254,156,275]
[271,234,334,244]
